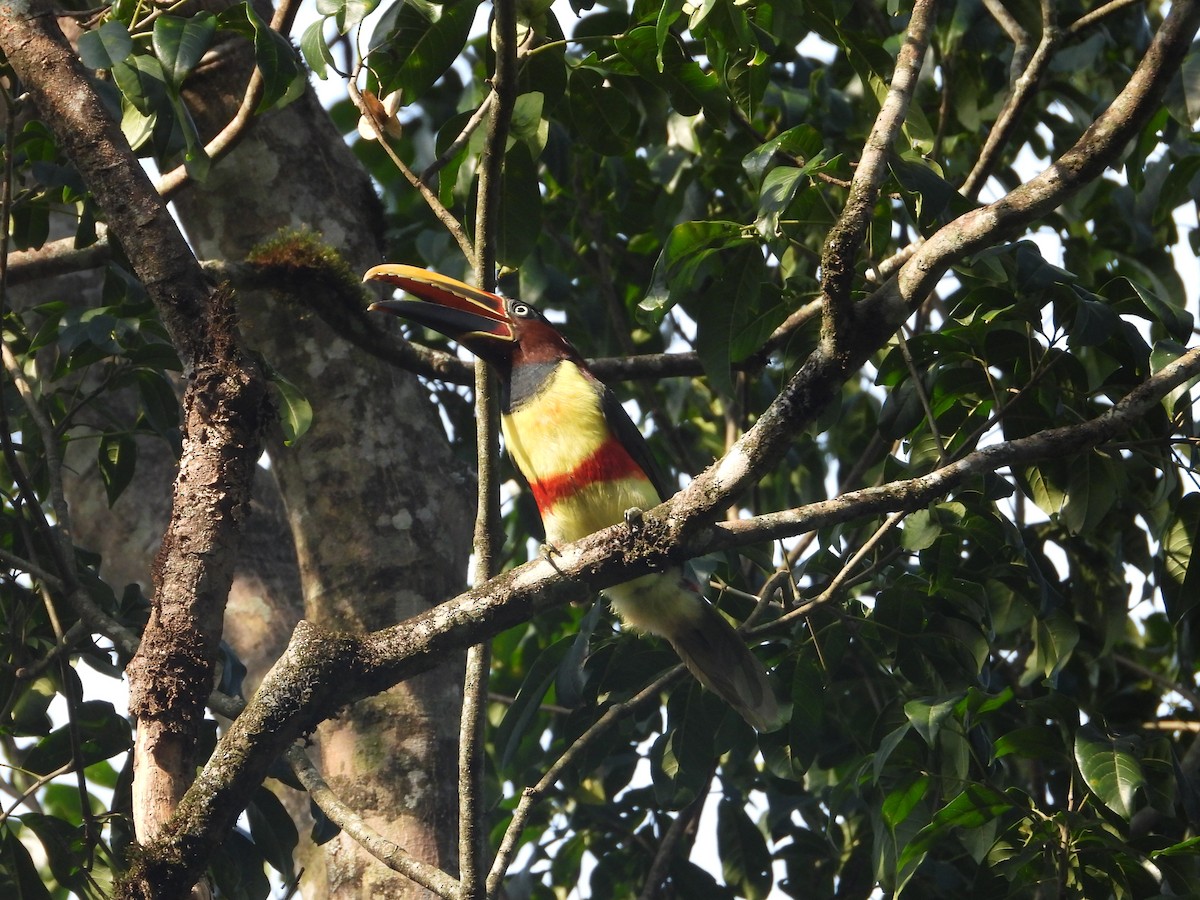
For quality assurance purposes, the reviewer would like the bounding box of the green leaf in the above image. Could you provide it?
[882,775,929,829]
[300,19,337,80]
[897,784,1013,872]
[1074,725,1146,820]
[755,166,807,239]
[369,0,477,102]
[901,508,940,551]
[641,220,754,321]
[339,0,381,33]
[153,14,217,89]
[495,635,572,770]
[10,676,56,736]
[568,68,634,156]
[1124,276,1194,341]
[0,825,52,900]
[615,26,730,123]
[498,141,542,268]
[904,695,961,746]
[741,124,824,187]
[1160,492,1200,623]
[687,245,765,397]
[209,829,271,900]
[270,370,313,446]
[717,799,772,900]
[217,2,305,111]
[78,21,134,70]
[509,91,548,156]
[98,432,137,506]
[112,54,170,116]
[22,701,132,777]
[1021,609,1079,686]
[17,815,95,897]
[1060,453,1119,535]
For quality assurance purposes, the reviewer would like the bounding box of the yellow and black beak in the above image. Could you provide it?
[364,265,516,354]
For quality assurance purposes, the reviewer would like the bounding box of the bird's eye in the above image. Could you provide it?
[510,303,532,317]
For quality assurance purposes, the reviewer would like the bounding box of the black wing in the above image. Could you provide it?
[598,383,674,502]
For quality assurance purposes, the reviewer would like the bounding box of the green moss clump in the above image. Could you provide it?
[246,227,364,312]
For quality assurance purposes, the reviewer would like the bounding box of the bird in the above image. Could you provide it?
[365,264,783,731]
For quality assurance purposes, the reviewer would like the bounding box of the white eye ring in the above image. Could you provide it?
[511,303,531,317]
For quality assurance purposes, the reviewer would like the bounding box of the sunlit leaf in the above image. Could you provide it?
[78,21,134,70]
[153,14,217,89]
[1075,725,1146,820]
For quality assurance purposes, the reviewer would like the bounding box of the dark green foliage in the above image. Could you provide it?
[5,0,1200,897]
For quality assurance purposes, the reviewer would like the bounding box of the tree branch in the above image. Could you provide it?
[820,0,934,352]
[486,667,686,896]
[459,2,520,895]
[0,0,272,859]
[286,746,462,899]
[722,344,1200,561]
[125,336,1200,895]
[684,0,1200,523]
[155,0,305,198]
[962,0,1060,200]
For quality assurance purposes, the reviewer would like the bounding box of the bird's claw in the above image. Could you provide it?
[623,507,644,528]
[539,542,567,576]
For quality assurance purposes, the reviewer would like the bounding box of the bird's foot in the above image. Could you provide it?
[623,507,644,529]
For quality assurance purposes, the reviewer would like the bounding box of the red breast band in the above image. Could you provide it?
[528,437,651,513]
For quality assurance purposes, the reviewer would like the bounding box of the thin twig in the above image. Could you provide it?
[420,91,496,184]
[961,0,1060,200]
[1113,653,1200,710]
[461,3,520,897]
[799,511,908,613]
[982,0,1033,86]
[486,667,687,896]
[636,769,714,900]
[286,746,461,898]
[896,328,949,464]
[349,80,476,265]
[1067,0,1142,37]
[0,761,74,825]
[155,0,305,198]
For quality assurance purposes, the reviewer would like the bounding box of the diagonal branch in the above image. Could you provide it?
[155,0,305,198]
[130,337,1200,897]
[683,0,1200,523]
[287,746,462,898]
[820,0,935,352]
[962,0,1060,200]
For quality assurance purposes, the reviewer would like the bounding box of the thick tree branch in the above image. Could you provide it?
[130,338,1200,895]
[684,0,1200,522]
[0,0,271,858]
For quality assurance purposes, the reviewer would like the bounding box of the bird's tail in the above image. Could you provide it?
[606,572,784,731]
[663,602,784,733]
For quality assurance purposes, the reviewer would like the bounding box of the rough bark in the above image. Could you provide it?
[0,0,272,851]
[169,22,473,897]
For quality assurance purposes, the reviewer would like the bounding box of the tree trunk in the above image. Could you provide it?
[168,37,474,893]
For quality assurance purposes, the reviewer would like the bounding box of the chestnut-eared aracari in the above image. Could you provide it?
[365,265,782,732]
